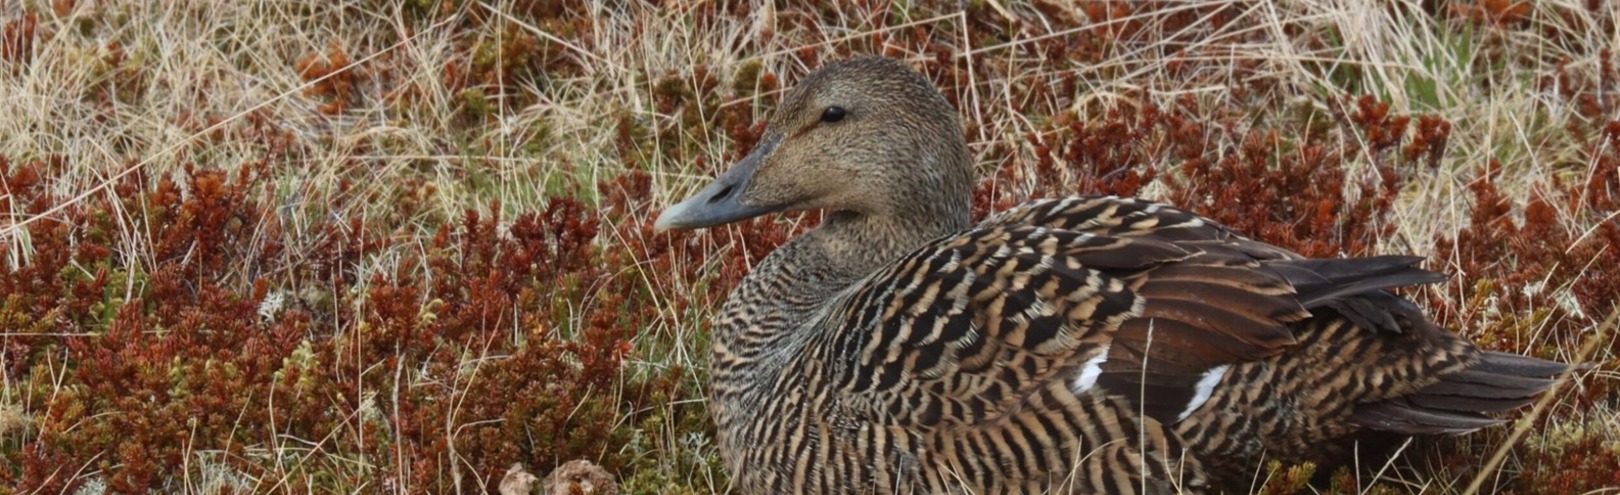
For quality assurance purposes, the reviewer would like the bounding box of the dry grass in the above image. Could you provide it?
[0,0,1615,493]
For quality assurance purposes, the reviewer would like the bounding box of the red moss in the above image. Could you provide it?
[1420,120,1620,492]
[1403,115,1452,168]
[966,95,1419,260]
[1518,434,1620,494]
[0,157,703,491]
[1,11,36,68]
[295,41,361,115]
[1432,152,1619,363]
[1449,0,1534,27]
[1542,50,1618,136]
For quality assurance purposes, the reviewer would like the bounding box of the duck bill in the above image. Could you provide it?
[654,135,782,231]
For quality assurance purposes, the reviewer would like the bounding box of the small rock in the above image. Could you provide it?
[541,460,618,495]
[499,463,538,495]
[0,405,33,437]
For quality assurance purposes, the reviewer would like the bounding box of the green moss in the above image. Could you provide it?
[1257,460,1317,495]
[459,88,494,120]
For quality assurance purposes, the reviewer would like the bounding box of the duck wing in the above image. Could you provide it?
[801,195,1565,490]
[806,217,1210,492]
[813,219,1189,429]
[975,196,1453,424]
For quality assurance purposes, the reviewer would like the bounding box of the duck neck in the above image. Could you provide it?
[808,207,968,277]
[707,207,967,442]
[709,204,969,372]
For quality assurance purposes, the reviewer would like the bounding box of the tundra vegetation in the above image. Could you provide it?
[0,1,1615,493]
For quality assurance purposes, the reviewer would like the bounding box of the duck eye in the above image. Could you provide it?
[820,106,846,123]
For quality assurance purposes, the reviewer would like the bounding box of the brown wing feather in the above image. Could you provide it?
[819,223,1187,428]
[810,214,1208,492]
[802,195,1566,490]
[982,197,1310,421]
[1349,351,1572,435]
[988,196,1464,425]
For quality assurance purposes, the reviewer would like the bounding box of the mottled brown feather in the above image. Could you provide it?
[657,57,1576,494]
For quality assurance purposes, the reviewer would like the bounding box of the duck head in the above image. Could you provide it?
[655,57,973,234]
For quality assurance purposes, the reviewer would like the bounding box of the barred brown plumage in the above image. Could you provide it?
[653,56,1574,494]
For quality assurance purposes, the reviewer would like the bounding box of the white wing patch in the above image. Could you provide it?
[1072,344,1111,393]
[1176,364,1231,422]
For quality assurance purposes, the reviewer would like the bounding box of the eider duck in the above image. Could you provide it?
[654,56,1571,494]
